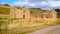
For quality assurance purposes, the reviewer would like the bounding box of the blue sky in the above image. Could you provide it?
[0,0,60,10]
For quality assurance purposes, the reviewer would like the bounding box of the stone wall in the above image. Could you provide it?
[10,7,57,19]
[32,10,57,19]
[10,7,30,19]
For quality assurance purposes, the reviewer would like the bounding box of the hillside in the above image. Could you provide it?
[55,9,60,18]
[30,8,43,16]
[30,8,60,18]
[0,6,10,15]
[0,6,60,18]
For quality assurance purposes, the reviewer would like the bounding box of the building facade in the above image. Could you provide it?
[10,7,57,19]
[10,7,30,19]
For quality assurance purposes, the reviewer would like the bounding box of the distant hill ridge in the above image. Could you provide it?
[0,6,60,18]
[0,6,18,15]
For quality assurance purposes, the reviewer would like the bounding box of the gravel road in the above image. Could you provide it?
[28,25,60,34]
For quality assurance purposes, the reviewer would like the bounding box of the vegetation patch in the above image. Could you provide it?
[0,7,10,15]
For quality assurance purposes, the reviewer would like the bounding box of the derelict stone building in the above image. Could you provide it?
[9,7,57,19]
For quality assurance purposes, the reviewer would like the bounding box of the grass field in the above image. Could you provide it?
[0,18,60,34]
[0,5,60,34]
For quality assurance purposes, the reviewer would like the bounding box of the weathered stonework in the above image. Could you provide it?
[10,7,30,19]
[9,7,57,19]
[31,10,57,19]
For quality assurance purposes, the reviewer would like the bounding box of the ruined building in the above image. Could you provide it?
[33,10,57,19]
[10,7,30,19]
[0,6,57,19]
[10,7,57,19]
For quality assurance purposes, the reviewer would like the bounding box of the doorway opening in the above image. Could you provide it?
[23,15,25,19]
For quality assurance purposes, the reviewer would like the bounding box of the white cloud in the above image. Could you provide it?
[13,0,60,9]
[14,1,29,5]
[48,1,60,7]
[40,1,60,7]
[14,1,36,7]
[14,0,29,6]
[40,1,47,5]
[29,3,36,7]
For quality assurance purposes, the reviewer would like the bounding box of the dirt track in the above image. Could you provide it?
[28,25,60,34]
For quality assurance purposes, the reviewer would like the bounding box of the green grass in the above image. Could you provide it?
[0,19,60,34]
[10,18,24,20]
[54,19,60,25]
[0,7,10,15]
[18,32,27,34]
